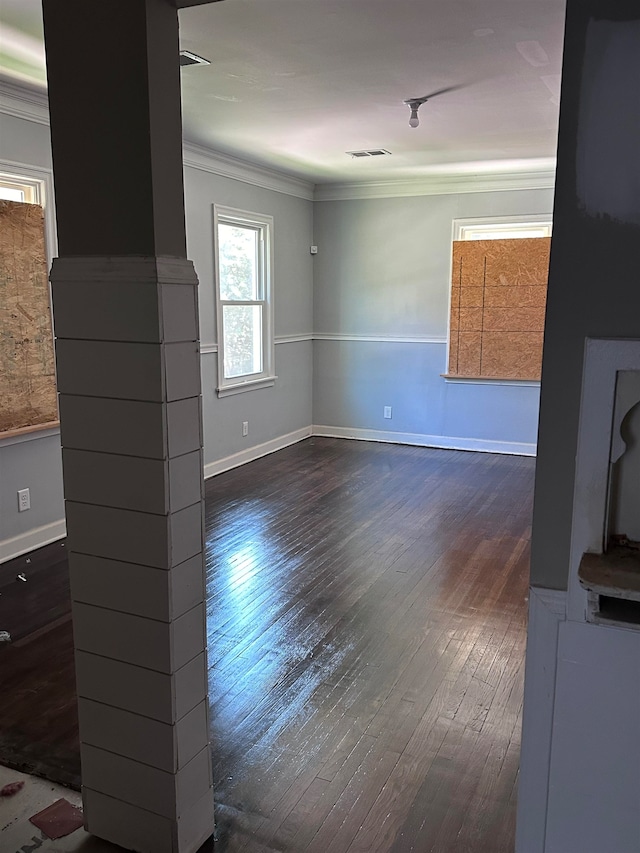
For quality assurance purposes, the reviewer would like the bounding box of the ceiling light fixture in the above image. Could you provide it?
[403,96,429,128]
[179,50,210,67]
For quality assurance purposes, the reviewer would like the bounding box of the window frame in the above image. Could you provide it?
[453,214,552,242]
[213,204,276,397]
[445,214,553,385]
[0,174,41,204]
[0,169,60,440]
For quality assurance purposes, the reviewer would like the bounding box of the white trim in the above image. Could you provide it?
[0,160,59,443]
[275,333,313,345]
[0,519,66,564]
[204,426,312,478]
[532,587,568,617]
[314,169,556,202]
[453,213,553,241]
[0,82,555,203]
[516,587,566,853]
[213,204,276,396]
[216,376,278,398]
[313,333,447,344]
[202,336,314,353]
[0,159,58,267]
[443,376,541,388]
[567,337,640,623]
[312,425,536,456]
[183,141,314,201]
[0,78,49,126]
[0,83,314,201]
[446,214,552,386]
[0,425,60,447]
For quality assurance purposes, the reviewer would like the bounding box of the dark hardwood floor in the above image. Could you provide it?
[0,539,78,786]
[0,438,534,852]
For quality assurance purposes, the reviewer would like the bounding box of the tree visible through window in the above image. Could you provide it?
[213,206,275,395]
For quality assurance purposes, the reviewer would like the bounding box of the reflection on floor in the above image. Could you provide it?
[0,438,534,852]
[206,438,532,851]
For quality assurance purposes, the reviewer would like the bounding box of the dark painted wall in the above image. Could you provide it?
[532,0,640,589]
[43,0,187,258]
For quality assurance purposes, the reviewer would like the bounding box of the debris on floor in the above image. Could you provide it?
[0,780,24,797]
[29,798,84,840]
[0,631,11,643]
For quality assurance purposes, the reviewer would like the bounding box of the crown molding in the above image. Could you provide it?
[0,78,554,203]
[0,77,49,125]
[314,168,556,201]
[182,141,315,201]
[0,80,314,201]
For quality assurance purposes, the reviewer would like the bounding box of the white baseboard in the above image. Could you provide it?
[204,426,313,479]
[515,586,567,853]
[312,425,537,456]
[0,519,67,564]
[0,427,533,562]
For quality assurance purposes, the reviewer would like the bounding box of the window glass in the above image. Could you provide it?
[222,304,263,378]
[0,186,25,202]
[218,223,259,301]
[213,206,275,396]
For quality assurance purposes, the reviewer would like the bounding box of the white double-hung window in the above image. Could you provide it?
[213,205,275,396]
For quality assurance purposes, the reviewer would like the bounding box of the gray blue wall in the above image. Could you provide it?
[0,113,65,558]
[0,102,553,560]
[183,167,314,471]
[531,1,640,591]
[0,111,314,558]
[312,190,553,452]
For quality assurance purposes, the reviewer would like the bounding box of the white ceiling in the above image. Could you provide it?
[0,0,566,184]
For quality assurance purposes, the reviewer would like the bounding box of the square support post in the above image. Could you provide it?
[42,2,213,850]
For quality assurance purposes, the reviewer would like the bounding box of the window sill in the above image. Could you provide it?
[0,422,61,446]
[441,374,540,387]
[217,376,277,398]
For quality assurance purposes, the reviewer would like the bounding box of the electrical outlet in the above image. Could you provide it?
[383,406,392,419]
[17,488,30,512]
[242,421,249,437]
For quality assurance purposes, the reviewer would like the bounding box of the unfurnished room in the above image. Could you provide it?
[1,2,640,852]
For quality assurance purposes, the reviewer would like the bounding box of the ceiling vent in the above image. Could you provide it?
[347,149,392,158]
[179,51,210,67]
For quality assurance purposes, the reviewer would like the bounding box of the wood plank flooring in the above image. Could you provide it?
[205,438,533,852]
[0,438,534,852]
[0,540,78,786]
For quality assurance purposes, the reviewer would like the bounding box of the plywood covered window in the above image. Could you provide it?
[0,175,58,436]
[447,220,551,381]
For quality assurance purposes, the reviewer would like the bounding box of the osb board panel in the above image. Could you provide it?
[452,241,488,288]
[451,332,482,377]
[0,201,57,433]
[448,238,550,380]
[450,307,484,332]
[481,331,544,379]
[449,306,546,333]
[451,285,547,309]
[482,306,547,331]
[483,285,547,309]
[484,237,551,286]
